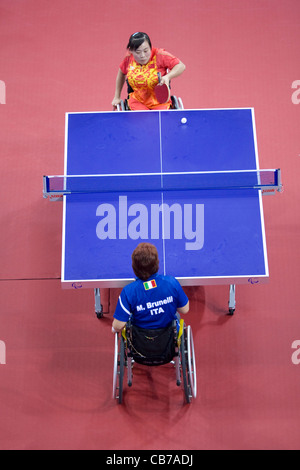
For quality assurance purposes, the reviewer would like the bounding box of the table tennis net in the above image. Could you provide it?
[43,169,282,197]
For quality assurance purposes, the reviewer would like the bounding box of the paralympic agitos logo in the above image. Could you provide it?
[95,196,204,251]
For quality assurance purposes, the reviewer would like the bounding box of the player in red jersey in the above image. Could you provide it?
[112,32,185,110]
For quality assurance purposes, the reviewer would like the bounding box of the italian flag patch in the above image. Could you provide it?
[143,280,157,290]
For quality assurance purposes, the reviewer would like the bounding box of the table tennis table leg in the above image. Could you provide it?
[228,284,236,315]
[94,288,103,319]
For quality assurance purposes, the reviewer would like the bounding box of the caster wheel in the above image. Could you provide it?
[95,305,103,319]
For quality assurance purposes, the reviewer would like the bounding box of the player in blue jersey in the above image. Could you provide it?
[112,243,189,333]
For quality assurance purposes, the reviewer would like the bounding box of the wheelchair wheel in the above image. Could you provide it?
[116,99,130,112]
[171,96,184,110]
[180,325,197,403]
[177,97,184,109]
[112,333,125,404]
[187,325,197,399]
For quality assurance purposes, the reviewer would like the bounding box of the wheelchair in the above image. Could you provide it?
[116,79,184,111]
[113,319,197,404]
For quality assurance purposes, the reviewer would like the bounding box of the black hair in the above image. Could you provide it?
[126,32,152,51]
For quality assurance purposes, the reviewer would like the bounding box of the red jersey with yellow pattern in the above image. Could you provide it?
[119,47,180,109]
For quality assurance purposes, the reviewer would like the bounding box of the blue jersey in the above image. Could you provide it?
[113,274,189,329]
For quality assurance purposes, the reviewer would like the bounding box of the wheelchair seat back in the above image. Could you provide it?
[127,323,177,366]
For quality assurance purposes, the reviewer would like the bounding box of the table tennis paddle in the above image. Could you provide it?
[154,72,170,103]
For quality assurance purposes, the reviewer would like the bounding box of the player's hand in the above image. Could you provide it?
[112,97,121,109]
[159,75,170,88]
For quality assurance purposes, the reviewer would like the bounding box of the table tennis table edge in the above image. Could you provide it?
[61,107,270,297]
[60,273,269,290]
[64,106,256,117]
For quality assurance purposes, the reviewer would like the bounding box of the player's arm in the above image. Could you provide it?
[177,301,189,315]
[112,319,127,333]
[175,279,189,314]
[112,68,126,108]
[160,61,186,88]
[112,290,131,333]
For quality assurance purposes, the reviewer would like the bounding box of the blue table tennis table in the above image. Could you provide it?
[46,108,281,316]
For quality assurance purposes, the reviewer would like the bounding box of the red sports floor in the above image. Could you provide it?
[0,0,300,450]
